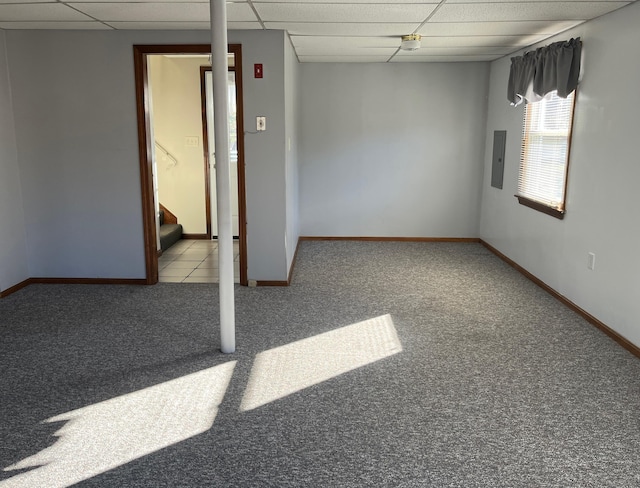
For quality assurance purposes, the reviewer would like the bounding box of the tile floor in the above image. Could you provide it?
[158,239,240,283]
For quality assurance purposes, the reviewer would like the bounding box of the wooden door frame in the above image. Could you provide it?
[133,44,248,286]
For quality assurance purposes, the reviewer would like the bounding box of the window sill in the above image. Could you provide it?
[515,195,565,220]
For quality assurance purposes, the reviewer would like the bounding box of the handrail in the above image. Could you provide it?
[155,141,178,168]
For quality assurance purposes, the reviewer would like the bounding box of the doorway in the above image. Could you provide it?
[201,67,240,240]
[133,44,247,286]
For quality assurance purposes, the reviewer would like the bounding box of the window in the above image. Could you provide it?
[517,90,576,219]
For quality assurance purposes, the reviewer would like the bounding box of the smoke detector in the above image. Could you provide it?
[400,34,422,51]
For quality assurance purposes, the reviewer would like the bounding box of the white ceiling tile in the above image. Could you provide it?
[296,46,397,56]
[0,21,111,29]
[390,54,502,62]
[417,20,583,37]
[228,21,263,29]
[419,34,549,48]
[397,45,515,56]
[220,1,257,21]
[299,55,392,62]
[253,0,436,2]
[265,22,420,37]
[65,0,245,2]
[68,0,184,2]
[0,0,55,3]
[291,36,400,49]
[108,22,265,31]
[447,0,626,2]
[70,1,255,21]
[70,2,256,22]
[107,21,211,29]
[254,3,438,23]
[430,2,630,22]
[0,3,93,21]
[70,3,209,21]
[106,21,262,30]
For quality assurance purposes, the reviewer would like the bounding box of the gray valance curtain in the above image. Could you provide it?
[507,37,582,106]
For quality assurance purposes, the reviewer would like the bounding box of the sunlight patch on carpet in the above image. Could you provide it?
[239,314,402,412]
[1,361,237,488]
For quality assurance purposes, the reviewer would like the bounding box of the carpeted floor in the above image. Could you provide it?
[1,241,639,487]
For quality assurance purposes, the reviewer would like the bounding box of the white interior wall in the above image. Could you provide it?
[0,31,29,291]
[149,56,207,235]
[479,1,640,347]
[3,29,288,283]
[298,62,489,238]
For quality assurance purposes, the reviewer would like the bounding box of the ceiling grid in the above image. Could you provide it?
[0,0,634,62]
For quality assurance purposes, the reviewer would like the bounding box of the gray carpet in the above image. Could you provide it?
[1,241,639,487]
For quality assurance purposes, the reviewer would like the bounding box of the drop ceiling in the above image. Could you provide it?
[0,0,635,62]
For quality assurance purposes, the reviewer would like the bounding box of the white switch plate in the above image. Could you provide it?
[185,136,199,147]
[256,116,266,131]
[588,252,596,270]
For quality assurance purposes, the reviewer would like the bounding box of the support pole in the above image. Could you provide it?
[210,0,235,353]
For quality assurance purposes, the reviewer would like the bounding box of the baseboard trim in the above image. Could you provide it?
[300,236,480,243]
[29,278,148,286]
[255,280,289,287]
[1,277,148,298]
[480,240,640,359]
[182,234,209,240]
[0,278,32,298]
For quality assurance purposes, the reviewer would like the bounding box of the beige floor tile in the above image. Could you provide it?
[182,276,218,283]
[164,261,204,270]
[158,275,186,283]
[197,259,218,269]
[189,268,219,278]
[157,239,240,284]
[159,268,192,278]
[181,250,212,260]
[189,241,217,249]
[158,259,177,270]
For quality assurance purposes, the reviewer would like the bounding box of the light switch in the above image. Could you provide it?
[185,136,199,147]
[256,116,266,132]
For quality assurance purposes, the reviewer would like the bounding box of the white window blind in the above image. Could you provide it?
[518,91,575,213]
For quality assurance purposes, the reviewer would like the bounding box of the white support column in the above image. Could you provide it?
[210,0,235,353]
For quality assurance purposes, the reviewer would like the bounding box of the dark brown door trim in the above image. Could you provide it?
[133,44,248,286]
[200,65,212,240]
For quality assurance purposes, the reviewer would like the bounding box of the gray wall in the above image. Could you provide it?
[4,2,638,356]
[479,1,640,347]
[298,62,489,238]
[0,31,29,292]
[235,30,289,281]
[284,35,300,273]
[3,29,289,282]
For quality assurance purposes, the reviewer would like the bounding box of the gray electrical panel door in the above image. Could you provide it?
[491,130,506,189]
